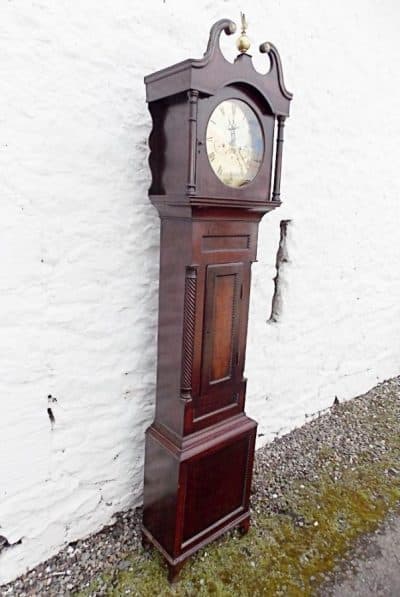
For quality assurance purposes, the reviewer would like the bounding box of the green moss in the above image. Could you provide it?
[76,422,400,596]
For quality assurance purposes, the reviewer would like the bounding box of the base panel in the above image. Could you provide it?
[142,414,256,581]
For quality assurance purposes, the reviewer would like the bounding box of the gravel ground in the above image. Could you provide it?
[2,375,399,596]
[251,376,400,521]
[1,508,143,597]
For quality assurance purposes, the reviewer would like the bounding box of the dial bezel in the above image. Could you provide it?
[205,98,265,189]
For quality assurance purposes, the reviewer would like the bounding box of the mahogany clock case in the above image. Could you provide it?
[141,19,292,581]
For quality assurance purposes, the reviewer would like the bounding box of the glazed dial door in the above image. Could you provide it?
[206,99,264,188]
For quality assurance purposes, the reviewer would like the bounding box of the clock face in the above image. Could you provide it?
[206,99,264,188]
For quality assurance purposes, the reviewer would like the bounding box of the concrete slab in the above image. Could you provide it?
[322,510,400,596]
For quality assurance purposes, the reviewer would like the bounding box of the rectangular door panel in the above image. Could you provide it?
[210,272,236,383]
[201,263,242,394]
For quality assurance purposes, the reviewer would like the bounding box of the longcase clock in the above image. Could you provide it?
[142,16,292,581]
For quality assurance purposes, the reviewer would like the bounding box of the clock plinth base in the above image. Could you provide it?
[142,413,256,580]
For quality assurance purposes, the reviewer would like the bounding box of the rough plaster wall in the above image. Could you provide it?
[1,0,399,584]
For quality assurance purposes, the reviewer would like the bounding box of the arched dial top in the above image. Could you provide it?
[206,99,264,188]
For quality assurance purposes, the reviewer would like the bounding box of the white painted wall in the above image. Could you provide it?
[1,0,399,584]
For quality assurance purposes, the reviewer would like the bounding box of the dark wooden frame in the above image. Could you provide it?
[142,18,292,582]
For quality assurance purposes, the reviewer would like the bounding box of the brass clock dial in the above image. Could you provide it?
[206,99,264,188]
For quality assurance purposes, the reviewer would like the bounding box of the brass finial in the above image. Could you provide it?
[236,12,251,53]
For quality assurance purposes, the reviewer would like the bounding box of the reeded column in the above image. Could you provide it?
[180,267,197,400]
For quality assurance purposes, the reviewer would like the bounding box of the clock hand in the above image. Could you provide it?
[228,121,239,147]
[237,147,249,167]
[234,149,246,174]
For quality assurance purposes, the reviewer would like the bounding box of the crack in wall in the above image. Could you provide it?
[47,407,55,428]
[269,220,291,323]
[0,536,23,555]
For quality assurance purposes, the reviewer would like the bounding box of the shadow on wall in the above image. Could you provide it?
[269,219,291,323]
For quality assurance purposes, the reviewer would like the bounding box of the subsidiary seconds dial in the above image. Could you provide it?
[206,99,264,188]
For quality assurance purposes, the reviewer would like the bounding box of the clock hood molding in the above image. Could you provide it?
[145,18,292,117]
